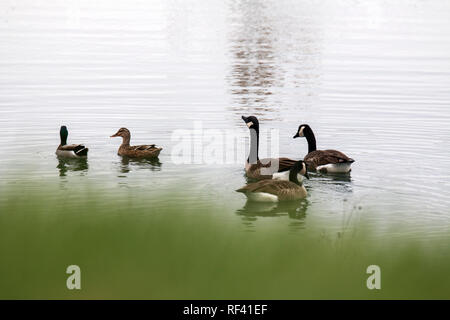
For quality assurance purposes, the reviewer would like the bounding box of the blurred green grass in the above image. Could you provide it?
[0,182,449,299]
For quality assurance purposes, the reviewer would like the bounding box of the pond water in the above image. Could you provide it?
[1,0,450,240]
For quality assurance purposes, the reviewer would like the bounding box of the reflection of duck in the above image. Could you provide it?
[242,116,297,180]
[236,198,309,221]
[119,156,162,174]
[57,157,88,177]
[56,126,88,158]
[111,128,162,158]
[293,124,354,174]
[236,160,309,202]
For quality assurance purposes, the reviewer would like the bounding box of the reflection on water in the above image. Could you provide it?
[237,199,309,229]
[118,156,162,177]
[309,172,353,192]
[228,1,278,108]
[0,0,450,239]
[56,157,88,177]
[227,0,321,115]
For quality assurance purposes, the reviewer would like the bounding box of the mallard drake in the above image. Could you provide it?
[293,124,354,173]
[110,127,162,158]
[242,115,297,180]
[55,126,88,158]
[236,160,309,202]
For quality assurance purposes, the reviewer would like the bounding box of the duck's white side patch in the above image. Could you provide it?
[246,192,279,203]
[56,150,78,158]
[316,163,352,173]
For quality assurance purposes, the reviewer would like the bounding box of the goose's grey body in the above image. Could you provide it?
[237,180,307,202]
[304,149,354,173]
[294,124,354,174]
[237,160,309,202]
[242,115,297,180]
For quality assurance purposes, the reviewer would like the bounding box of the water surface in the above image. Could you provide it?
[1,0,450,240]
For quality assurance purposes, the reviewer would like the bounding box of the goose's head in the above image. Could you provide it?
[290,160,310,182]
[293,124,311,139]
[241,115,259,131]
[110,127,130,138]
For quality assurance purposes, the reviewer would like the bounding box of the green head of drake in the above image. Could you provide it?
[60,126,68,146]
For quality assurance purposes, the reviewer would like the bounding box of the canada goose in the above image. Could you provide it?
[111,128,162,158]
[293,124,354,173]
[242,115,297,180]
[56,126,88,158]
[236,160,309,202]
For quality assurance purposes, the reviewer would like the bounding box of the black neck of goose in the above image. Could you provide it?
[289,167,301,185]
[304,127,316,153]
[248,128,259,164]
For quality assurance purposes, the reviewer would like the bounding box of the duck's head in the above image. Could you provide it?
[60,126,68,145]
[110,127,130,138]
[293,124,311,139]
[241,115,259,131]
[290,160,310,182]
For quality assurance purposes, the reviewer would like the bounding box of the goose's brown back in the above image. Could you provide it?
[237,180,307,201]
[304,149,354,170]
[246,157,297,180]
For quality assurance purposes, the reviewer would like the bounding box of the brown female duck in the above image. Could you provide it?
[111,127,162,158]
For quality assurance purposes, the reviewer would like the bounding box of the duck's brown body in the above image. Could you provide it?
[111,128,162,158]
[118,144,162,158]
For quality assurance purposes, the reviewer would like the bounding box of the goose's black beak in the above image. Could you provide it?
[241,116,248,122]
[293,133,299,139]
[304,172,310,179]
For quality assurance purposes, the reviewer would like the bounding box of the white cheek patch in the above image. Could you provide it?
[298,126,305,137]
[301,163,307,175]
[246,122,253,128]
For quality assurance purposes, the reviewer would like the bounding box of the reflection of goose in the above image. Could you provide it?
[111,128,162,158]
[56,157,88,177]
[236,160,309,202]
[237,198,309,221]
[293,124,354,174]
[242,115,297,180]
[56,126,88,158]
